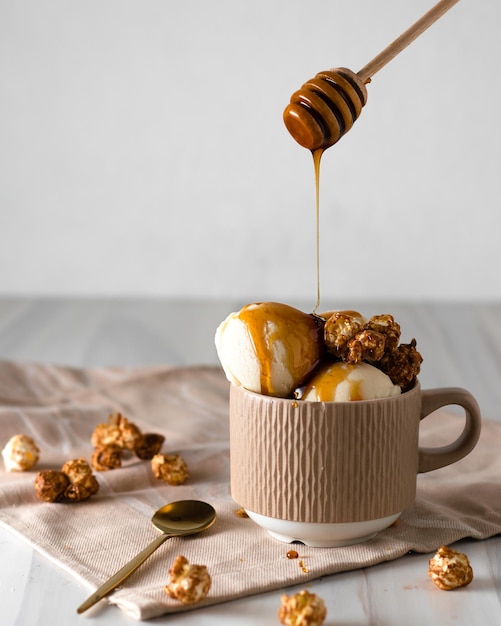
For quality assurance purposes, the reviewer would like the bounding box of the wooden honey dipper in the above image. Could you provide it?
[283,0,460,151]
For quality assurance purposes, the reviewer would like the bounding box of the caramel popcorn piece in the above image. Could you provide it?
[379,338,423,390]
[2,434,40,471]
[91,444,123,471]
[345,329,386,364]
[34,470,70,502]
[91,412,165,464]
[34,459,99,503]
[91,412,143,451]
[323,312,415,387]
[64,474,99,501]
[114,415,143,451]
[135,433,165,460]
[365,314,401,352]
[278,589,327,626]
[91,420,121,448]
[61,458,99,501]
[61,458,94,483]
[323,311,365,357]
[164,555,211,604]
[428,546,473,590]
[151,453,189,485]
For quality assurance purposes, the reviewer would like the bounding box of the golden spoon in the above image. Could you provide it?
[283,0,460,151]
[77,499,217,614]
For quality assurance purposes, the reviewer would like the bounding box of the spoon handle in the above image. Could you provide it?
[77,533,170,614]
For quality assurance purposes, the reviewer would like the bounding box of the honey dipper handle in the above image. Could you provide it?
[357,0,460,83]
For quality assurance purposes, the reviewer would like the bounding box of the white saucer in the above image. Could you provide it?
[245,509,401,548]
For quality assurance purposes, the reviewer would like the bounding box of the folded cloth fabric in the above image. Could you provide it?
[0,361,500,620]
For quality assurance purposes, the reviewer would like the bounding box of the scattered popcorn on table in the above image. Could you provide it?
[61,458,94,483]
[164,555,211,604]
[134,433,165,460]
[2,434,40,471]
[34,458,99,503]
[61,458,99,501]
[428,546,473,591]
[278,590,327,626]
[91,443,123,471]
[91,412,143,451]
[34,470,70,502]
[90,412,165,467]
[151,453,189,485]
[428,545,473,590]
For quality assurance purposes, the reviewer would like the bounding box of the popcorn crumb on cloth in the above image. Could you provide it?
[0,362,500,621]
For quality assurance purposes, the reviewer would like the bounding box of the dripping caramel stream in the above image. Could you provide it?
[312,148,323,315]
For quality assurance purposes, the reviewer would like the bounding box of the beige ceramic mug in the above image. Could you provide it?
[229,382,481,547]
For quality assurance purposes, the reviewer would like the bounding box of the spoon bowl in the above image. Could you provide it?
[77,499,216,614]
[152,499,216,535]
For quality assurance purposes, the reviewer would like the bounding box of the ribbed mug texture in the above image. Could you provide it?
[230,384,422,523]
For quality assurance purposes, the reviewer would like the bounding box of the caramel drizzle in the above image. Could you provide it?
[237,302,321,396]
[299,363,364,402]
[312,148,323,315]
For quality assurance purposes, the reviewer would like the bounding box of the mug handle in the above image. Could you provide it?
[418,387,482,473]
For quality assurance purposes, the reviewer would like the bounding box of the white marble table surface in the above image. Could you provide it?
[1,298,500,626]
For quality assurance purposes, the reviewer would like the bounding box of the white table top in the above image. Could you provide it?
[1,298,500,625]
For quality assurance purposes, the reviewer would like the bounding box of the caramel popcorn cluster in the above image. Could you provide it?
[322,311,422,391]
[34,458,99,503]
[90,411,189,486]
[278,589,327,626]
[151,453,189,485]
[25,407,187,505]
[428,546,473,590]
[2,434,40,471]
[90,412,165,471]
[164,555,211,604]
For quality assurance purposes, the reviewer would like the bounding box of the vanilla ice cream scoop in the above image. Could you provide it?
[297,361,401,402]
[215,302,323,398]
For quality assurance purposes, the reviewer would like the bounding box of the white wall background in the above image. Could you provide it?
[0,0,499,304]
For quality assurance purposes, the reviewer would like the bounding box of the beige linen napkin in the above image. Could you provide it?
[0,361,500,620]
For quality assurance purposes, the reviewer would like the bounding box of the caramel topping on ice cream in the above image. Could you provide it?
[215,302,323,398]
[300,363,362,401]
[215,303,420,398]
[298,361,400,402]
[238,302,321,395]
